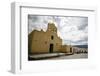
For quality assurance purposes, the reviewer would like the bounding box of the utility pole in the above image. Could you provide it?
[70,40,71,53]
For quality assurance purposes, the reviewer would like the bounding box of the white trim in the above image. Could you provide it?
[11,2,21,73]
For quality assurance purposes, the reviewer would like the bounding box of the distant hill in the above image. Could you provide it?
[72,45,88,48]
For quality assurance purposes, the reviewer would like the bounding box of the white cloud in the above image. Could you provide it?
[28,15,88,45]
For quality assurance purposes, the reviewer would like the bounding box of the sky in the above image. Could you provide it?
[28,15,88,45]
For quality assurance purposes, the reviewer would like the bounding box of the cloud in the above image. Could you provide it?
[28,15,88,45]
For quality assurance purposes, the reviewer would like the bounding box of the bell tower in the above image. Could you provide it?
[47,22,57,33]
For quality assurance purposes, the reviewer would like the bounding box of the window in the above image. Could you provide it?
[70,47,72,52]
[51,35,54,40]
[45,41,47,44]
[34,40,37,41]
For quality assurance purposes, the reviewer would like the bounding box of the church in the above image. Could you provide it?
[28,22,73,54]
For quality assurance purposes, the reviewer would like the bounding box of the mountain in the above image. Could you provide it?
[72,45,88,48]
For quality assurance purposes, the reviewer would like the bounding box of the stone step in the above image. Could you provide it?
[29,53,66,60]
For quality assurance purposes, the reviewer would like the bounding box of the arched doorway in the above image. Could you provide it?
[49,44,53,53]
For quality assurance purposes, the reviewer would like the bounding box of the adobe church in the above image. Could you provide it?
[28,22,73,54]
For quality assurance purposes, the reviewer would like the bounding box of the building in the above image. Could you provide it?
[28,22,73,54]
[73,47,88,54]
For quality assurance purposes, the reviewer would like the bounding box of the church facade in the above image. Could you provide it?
[28,22,73,54]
